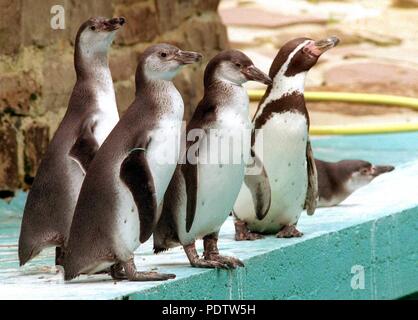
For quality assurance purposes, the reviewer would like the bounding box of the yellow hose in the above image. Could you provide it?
[311,123,418,135]
[248,90,418,135]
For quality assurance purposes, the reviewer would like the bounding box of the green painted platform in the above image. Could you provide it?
[1,132,417,300]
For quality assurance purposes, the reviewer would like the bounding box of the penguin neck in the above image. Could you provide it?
[134,72,183,117]
[135,65,178,97]
[75,47,112,90]
[270,71,307,97]
[254,40,311,121]
[136,78,177,98]
[206,80,249,116]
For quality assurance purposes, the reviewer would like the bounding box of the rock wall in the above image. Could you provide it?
[0,0,228,195]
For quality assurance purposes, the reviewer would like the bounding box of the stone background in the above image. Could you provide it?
[0,0,228,196]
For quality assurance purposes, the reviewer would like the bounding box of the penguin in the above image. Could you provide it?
[233,36,340,241]
[153,50,272,268]
[63,44,202,281]
[315,159,394,207]
[19,17,125,266]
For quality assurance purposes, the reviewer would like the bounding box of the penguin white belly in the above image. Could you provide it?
[147,120,182,204]
[239,111,308,233]
[112,158,140,259]
[178,125,249,245]
[93,91,119,146]
[318,194,346,208]
[233,182,255,221]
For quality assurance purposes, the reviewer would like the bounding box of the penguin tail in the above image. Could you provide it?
[18,250,32,267]
[18,241,40,267]
[63,270,78,282]
[153,246,169,254]
[19,230,64,266]
[62,260,81,282]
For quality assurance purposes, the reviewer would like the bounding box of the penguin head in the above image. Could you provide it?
[139,44,203,81]
[204,50,272,87]
[338,160,394,192]
[77,17,126,54]
[270,36,339,78]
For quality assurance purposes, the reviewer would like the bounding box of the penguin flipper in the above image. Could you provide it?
[183,160,198,233]
[69,120,99,173]
[120,147,157,244]
[183,128,207,233]
[244,152,271,220]
[305,139,318,215]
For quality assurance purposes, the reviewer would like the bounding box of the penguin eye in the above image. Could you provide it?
[235,63,242,68]
[90,26,96,31]
[160,52,167,58]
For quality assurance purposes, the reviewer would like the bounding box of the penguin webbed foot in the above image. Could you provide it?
[206,254,245,269]
[203,234,244,269]
[127,271,176,282]
[276,225,303,238]
[120,258,176,282]
[192,258,231,269]
[234,220,264,241]
[183,243,229,269]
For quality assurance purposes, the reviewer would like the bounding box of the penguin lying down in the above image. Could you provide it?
[315,159,394,208]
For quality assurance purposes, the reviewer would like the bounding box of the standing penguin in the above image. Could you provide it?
[153,50,272,268]
[233,37,339,240]
[64,44,202,281]
[19,17,125,266]
[316,159,394,207]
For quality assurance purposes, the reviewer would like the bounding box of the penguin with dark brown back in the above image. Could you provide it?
[153,50,272,269]
[316,159,394,207]
[19,17,125,267]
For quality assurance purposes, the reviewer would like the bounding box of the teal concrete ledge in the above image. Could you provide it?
[0,133,417,300]
[0,161,417,300]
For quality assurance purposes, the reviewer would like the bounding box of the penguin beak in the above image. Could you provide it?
[371,165,395,177]
[304,36,340,57]
[103,17,126,31]
[242,65,272,85]
[174,50,203,65]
